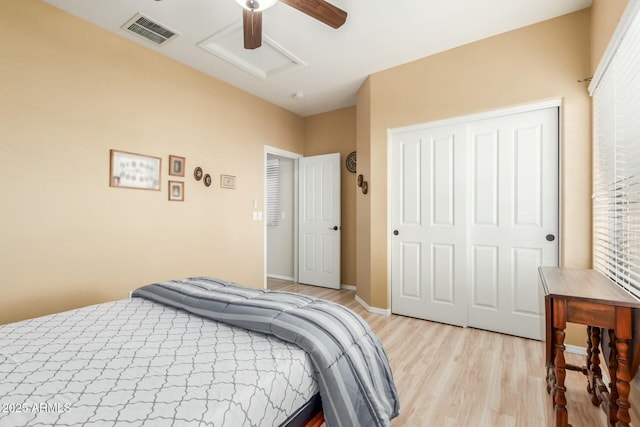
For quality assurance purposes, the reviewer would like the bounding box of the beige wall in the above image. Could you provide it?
[356,9,593,325]
[591,0,629,73]
[0,0,306,324]
[303,107,357,286]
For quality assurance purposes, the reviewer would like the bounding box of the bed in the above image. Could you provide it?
[0,277,399,426]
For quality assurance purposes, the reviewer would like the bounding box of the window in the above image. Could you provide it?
[592,2,640,297]
[266,158,279,226]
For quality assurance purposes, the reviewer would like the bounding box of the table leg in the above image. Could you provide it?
[608,329,618,427]
[591,326,602,406]
[615,337,632,427]
[554,328,568,427]
[586,326,593,395]
[545,294,554,396]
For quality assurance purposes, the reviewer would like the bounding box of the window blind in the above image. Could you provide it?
[266,159,279,226]
[592,2,640,297]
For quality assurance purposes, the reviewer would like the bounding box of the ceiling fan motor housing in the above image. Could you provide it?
[246,0,261,10]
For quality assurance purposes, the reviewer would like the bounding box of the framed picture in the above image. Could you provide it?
[203,174,212,187]
[168,181,184,201]
[169,155,185,177]
[220,174,236,189]
[110,149,161,191]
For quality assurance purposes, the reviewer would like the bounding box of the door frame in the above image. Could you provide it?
[386,98,564,316]
[263,145,303,289]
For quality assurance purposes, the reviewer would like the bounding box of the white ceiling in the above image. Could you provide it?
[42,0,592,117]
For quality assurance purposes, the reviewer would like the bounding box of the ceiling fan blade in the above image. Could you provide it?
[242,9,262,49]
[280,0,347,29]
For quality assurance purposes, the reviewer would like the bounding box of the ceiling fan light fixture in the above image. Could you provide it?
[234,0,278,12]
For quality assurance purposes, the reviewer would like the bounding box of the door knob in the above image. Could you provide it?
[330,226,338,231]
[393,230,399,236]
[546,234,556,242]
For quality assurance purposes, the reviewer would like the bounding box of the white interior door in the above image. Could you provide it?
[390,124,468,327]
[298,153,341,289]
[391,107,559,340]
[467,108,558,340]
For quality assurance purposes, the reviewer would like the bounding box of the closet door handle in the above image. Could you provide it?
[393,230,399,236]
[546,234,556,242]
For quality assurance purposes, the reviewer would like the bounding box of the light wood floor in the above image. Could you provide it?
[267,278,634,427]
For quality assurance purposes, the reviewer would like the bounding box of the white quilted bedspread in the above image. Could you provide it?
[0,298,318,426]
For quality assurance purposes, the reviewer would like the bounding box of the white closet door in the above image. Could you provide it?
[467,108,558,340]
[390,124,468,327]
[390,107,559,339]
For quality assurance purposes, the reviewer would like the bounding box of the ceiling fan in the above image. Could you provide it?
[234,0,347,49]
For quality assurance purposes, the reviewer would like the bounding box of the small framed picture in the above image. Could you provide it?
[220,174,236,189]
[203,174,212,187]
[168,181,184,201]
[194,167,203,181]
[169,155,185,177]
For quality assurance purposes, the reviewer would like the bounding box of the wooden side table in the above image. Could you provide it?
[539,267,640,427]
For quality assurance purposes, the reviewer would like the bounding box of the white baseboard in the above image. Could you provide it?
[266,274,294,282]
[355,294,391,316]
[565,345,587,356]
[341,284,356,291]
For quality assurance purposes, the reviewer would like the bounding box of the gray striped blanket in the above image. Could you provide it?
[132,277,400,427]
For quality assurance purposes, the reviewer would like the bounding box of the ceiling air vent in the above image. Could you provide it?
[121,13,179,46]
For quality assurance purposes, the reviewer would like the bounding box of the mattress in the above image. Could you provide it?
[0,298,318,426]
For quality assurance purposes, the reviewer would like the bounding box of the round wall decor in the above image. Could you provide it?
[345,151,357,173]
[194,167,203,181]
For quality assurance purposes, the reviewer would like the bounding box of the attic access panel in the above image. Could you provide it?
[198,23,306,80]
